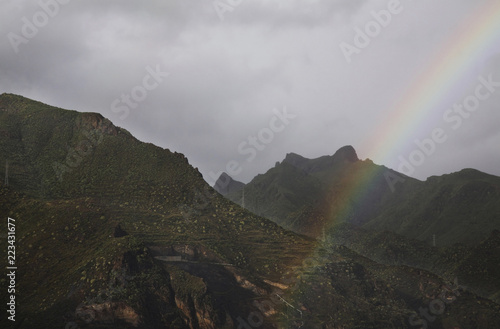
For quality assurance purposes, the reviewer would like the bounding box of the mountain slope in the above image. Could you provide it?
[219,145,500,320]
[1,94,499,329]
[0,94,313,329]
[224,146,419,236]
[224,147,500,246]
[364,168,500,245]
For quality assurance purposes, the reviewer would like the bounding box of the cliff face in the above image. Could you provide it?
[75,112,120,136]
[69,244,236,329]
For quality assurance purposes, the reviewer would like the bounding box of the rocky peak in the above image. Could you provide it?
[214,172,245,196]
[283,152,308,168]
[332,145,359,163]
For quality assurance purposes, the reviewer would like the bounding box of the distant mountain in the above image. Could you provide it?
[224,146,417,236]
[1,94,499,329]
[213,172,245,196]
[225,147,500,246]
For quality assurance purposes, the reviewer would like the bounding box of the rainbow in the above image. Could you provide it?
[321,0,500,241]
[367,0,500,164]
[328,0,500,231]
[279,1,500,325]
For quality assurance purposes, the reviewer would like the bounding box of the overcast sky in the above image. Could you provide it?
[1,0,499,184]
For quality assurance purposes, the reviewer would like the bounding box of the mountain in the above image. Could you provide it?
[224,147,418,236]
[362,168,500,245]
[220,145,500,317]
[0,94,312,329]
[281,145,359,174]
[224,148,500,246]
[1,93,499,329]
[213,172,245,196]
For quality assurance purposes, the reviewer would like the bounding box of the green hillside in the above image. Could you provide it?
[0,94,312,329]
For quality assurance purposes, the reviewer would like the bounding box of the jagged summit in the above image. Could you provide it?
[332,145,359,163]
[282,146,359,174]
[213,172,245,196]
[283,152,308,168]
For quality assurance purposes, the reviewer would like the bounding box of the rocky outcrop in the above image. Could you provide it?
[75,302,140,327]
[332,145,359,163]
[77,112,120,136]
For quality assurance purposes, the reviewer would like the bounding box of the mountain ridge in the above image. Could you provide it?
[222,146,500,245]
[0,93,314,328]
